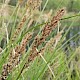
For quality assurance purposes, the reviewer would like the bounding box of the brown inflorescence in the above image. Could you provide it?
[11,15,27,42]
[44,29,64,53]
[27,0,42,10]
[25,8,65,66]
[1,33,32,80]
[27,30,64,66]
[11,0,42,42]
[42,8,65,38]
[0,8,65,80]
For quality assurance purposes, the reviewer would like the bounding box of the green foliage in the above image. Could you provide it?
[0,0,80,80]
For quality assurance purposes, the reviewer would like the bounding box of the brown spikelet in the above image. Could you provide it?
[27,0,42,10]
[0,8,65,79]
[11,14,28,42]
[44,30,64,52]
[24,8,65,68]
[33,8,65,47]
[42,8,65,38]
[27,30,63,64]
[24,47,45,68]
[25,30,64,69]
[1,33,32,80]
[20,32,33,53]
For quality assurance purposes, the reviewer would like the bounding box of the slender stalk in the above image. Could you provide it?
[61,13,80,20]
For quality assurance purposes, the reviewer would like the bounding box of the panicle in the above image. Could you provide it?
[25,8,65,67]
[1,33,32,80]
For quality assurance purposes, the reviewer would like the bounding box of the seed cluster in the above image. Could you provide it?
[42,8,65,38]
[0,8,65,80]
[1,33,32,80]
[11,15,27,42]
[27,0,42,10]
[25,8,65,66]
[11,0,42,42]
[44,30,64,52]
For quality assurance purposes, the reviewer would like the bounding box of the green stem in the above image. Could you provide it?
[61,14,80,20]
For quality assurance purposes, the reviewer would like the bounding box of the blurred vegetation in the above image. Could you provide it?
[0,0,79,47]
[0,0,80,80]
